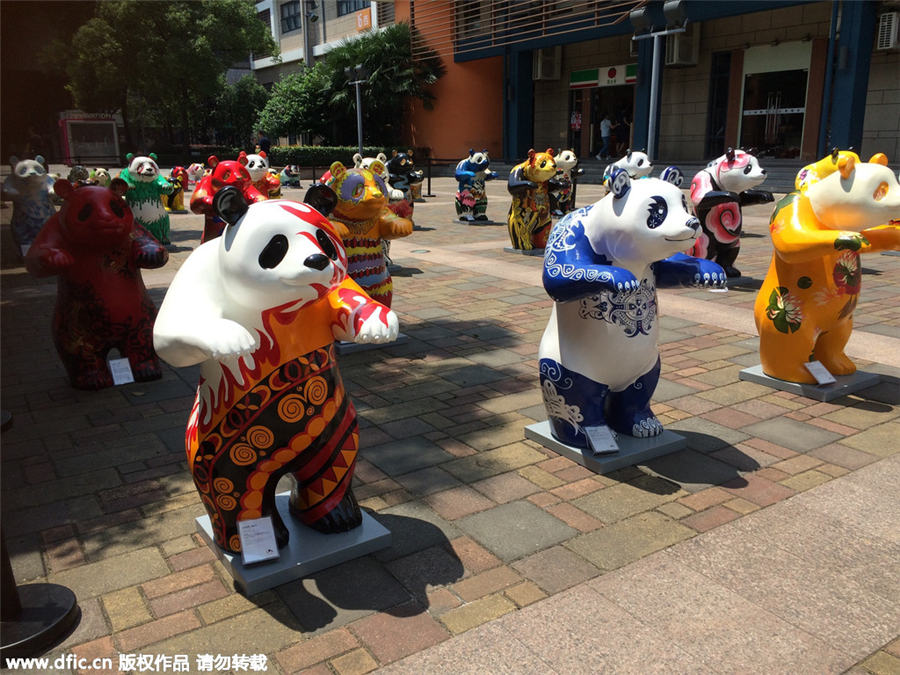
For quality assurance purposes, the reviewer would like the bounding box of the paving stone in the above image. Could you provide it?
[456,501,576,562]
[425,485,495,520]
[116,609,201,652]
[503,580,547,608]
[275,628,360,673]
[859,651,900,675]
[53,596,108,652]
[451,566,522,602]
[677,487,731,511]
[572,478,685,524]
[442,443,546,483]
[149,579,230,617]
[196,590,276,625]
[471,471,540,503]
[81,504,206,561]
[840,422,900,457]
[393,466,461,496]
[440,365,508,387]
[565,511,695,571]
[350,606,450,665]
[372,501,462,561]
[447,536,502,575]
[741,417,841,452]
[385,545,465,601]
[711,443,780,470]
[476,389,544,414]
[651,378,699,402]
[47,548,168,599]
[821,404,900,430]
[809,442,879,469]
[380,417,437,439]
[511,545,600,594]
[643,448,741,492]
[425,588,462,615]
[438,593,517,635]
[517,464,564,489]
[681,505,741,532]
[656,501,694,519]
[277,556,412,635]
[362,437,453,475]
[102,586,152,631]
[66,636,118,675]
[721,473,796,507]
[142,564,216,599]
[457,418,529,451]
[550,477,605,501]
[666,418,751,451]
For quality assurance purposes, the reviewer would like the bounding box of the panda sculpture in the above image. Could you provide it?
[89,168,112,188]
[244,150,281,199]
[755,149,900,383]
[602,149,653,184]
[161,165,189,213]
[120,153,175,245]
[549,149,583,217]
[190,154,266,242]
[507,148,559,250]
[26,179,168,389]
[153,185,399,555]
[539,168,726,450]
[455,149,498,222]
[2,155,56,253]
[688,148,773,278]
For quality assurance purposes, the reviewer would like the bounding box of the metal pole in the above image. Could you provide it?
[648,33,661,160]
[355,81,363,156]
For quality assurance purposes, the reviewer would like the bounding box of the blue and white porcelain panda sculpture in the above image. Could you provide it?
[539,168,726,450]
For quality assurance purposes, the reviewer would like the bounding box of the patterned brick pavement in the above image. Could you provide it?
[1,176,897,674]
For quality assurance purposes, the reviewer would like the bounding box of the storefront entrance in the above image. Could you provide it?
[568,65,636,159]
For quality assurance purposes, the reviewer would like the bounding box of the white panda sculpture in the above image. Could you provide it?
[539,168,726,450]
[602,149,653,184]
[353,152,404,201]
[244,151,270,184]
[153,186,398,554]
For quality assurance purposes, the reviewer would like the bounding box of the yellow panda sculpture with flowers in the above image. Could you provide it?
[754,149,900,383]
[507,148,559,251]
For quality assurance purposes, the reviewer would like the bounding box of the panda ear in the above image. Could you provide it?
[370,160,388,177]
[54,179,75,200]
[660,166,684,187]
[213,186,249,226]
[546,148,555,157]
[150,153,158,162]
[608,167,631,199]
[35,154,45,166]
[831,147,840,162]
[9,156,19,168]
[377,152,387,162]
[259,151,267,160]
[468,148,475,157]
[352,153,363,167]
[126,153,134,163]
[237,151,248,167]
[207,155,219,168]
[626,149,632,160]
[330,161,346,178]
[304,184,338,216]
[527,149,536,165]
[725,147,735,163]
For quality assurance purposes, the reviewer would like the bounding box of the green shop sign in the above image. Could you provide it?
[569,64,637,89]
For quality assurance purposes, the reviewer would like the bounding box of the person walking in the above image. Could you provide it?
[256,131,271,154]
[595,114,612,160]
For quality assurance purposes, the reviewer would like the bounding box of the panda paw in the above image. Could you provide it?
[632,416,663,438]
[355,308,399,344]
[691,260,728,288]
[206,320,259,360]
[609,269,640,293]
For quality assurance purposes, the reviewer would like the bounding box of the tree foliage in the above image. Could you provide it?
[256,22,445,146]
[60,0,276,150]
[212,75,270,150]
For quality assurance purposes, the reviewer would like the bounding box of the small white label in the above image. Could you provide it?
[238,516,280,566]
[585,425,619,455]
[20,244,30,258]
[108,358,135,385]
[804,360,837,385]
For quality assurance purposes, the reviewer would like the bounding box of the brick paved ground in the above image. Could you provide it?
[1,175,898,674]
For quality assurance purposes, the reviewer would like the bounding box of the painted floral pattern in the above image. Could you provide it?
[704,202,741,244]
[765,286,803,333]
[832,250,861,295]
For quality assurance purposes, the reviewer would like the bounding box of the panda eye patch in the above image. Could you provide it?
[258,234,289,269]
[743,165,752,174]
[646,196,667,229]
[316,229,338,260]
[78,203,94,221]
[637,159,644,166]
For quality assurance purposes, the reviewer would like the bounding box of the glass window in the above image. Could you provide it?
[337,0,368,17]
[280,1,301,34]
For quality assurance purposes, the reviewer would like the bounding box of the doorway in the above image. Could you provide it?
[740,69,807,158]
[589,85,634,157]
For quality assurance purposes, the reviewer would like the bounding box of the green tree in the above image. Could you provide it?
[325,23,445,146]
[213,75,270,150]
[59,0,276,152]
[256,62,333,142]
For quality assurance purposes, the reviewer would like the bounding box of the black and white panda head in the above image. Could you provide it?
[244,152,270,182]
[594,168,700,263]
[613,149,653,179]
[213,187,348,310]
[126,153,160,182]
[556,149,579,172]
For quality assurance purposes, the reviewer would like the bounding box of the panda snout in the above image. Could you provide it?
[304,253,330,270]
[760,168,766,175]
[687,217,700,231]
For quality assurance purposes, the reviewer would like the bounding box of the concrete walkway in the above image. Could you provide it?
[383,454,900,673]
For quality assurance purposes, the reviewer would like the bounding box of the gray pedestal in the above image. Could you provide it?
[738,364,881,402]
[524,421,687,475]
[196,493,391,596]
[882,250,900,256]
[503,247,545,257]
[336,333,409,355]
[462,219,503,226]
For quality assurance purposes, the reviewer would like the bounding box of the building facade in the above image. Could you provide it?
[405,0,900,162]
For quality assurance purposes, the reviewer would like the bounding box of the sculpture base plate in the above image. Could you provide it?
[460,218,502,226]
[882,250,900,256]
[524,421,687,475]
[1,584,80,660]
[503,247,545,257]
[738,365,881,402]
[336,333,408,355]
[195,493,391,596]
